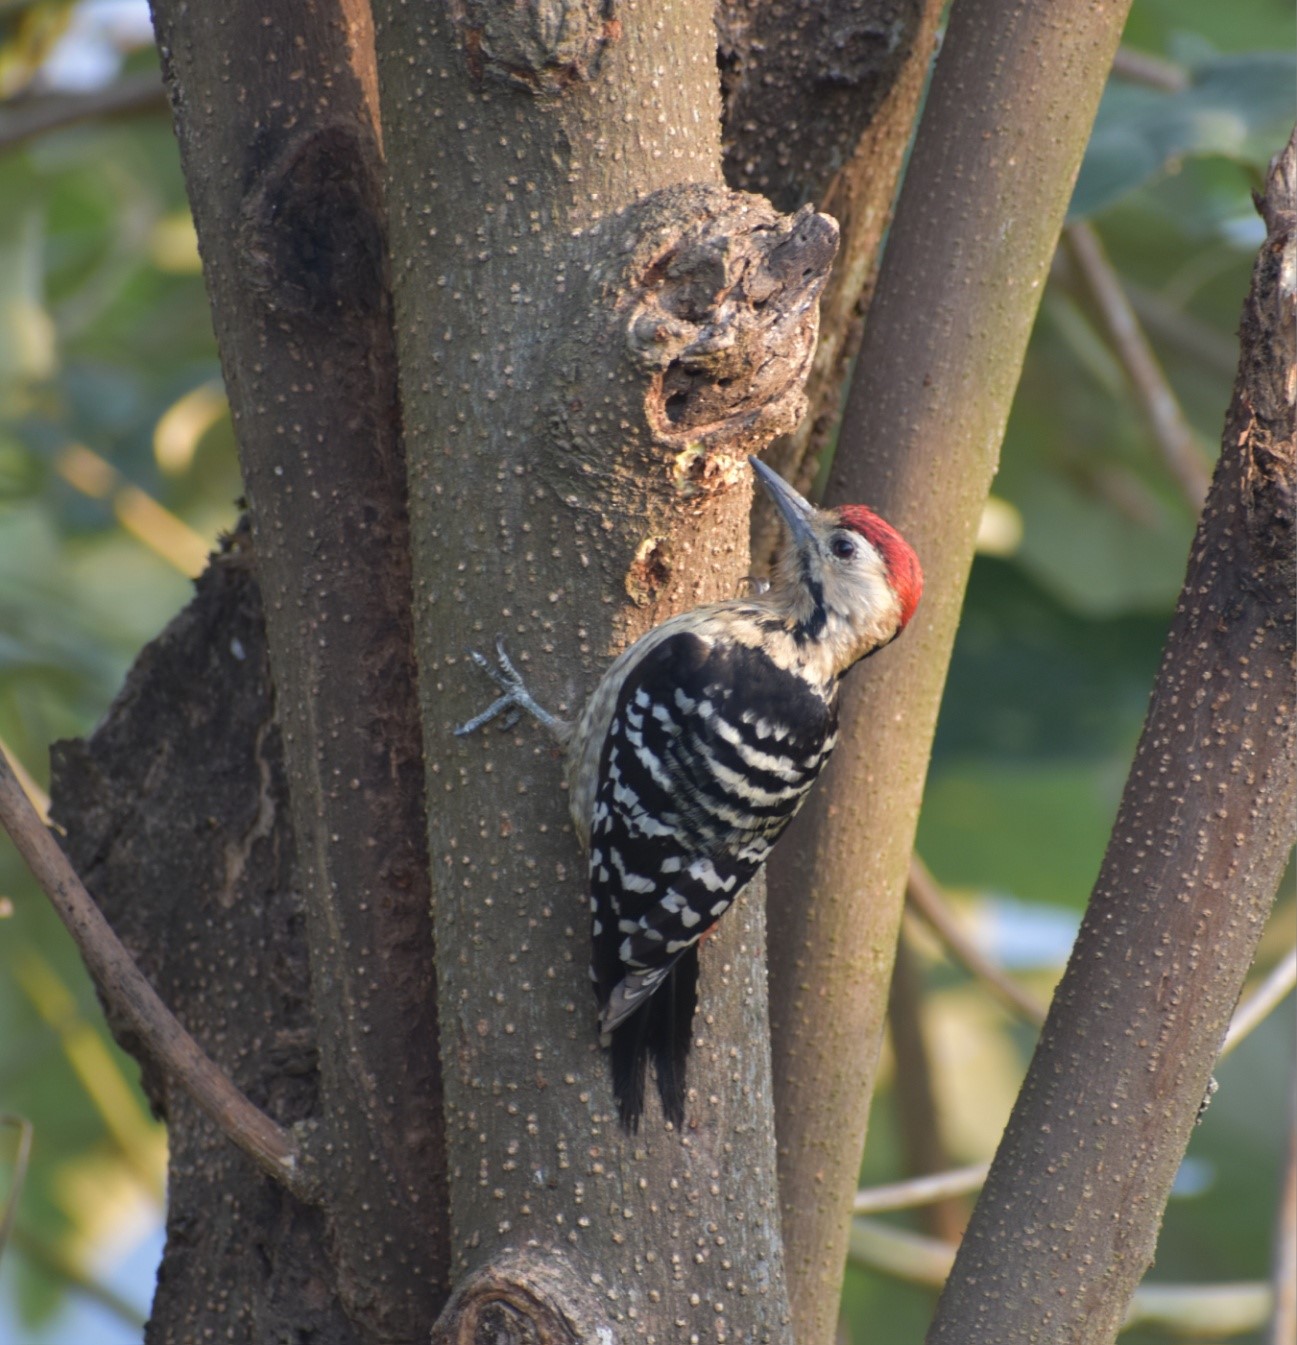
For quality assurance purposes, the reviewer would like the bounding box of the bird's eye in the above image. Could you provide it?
[830,535,856,560]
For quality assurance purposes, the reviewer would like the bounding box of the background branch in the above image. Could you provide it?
[887,930,966,1240]
[0,70,165,152]
[1270,1062,1297,1345]
[0,752,307,1197]
[853,1162,990,1216]
[0,1114,32,1261]
[848,1222,1273,1335]
[1065,220,1212,509]
[905,855,1049,1027]
[1222,948,1296,1057]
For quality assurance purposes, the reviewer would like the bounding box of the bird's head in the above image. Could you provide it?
[750,456,923,678]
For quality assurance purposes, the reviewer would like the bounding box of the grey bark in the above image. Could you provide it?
[762,1,1135,1341]
[719,0,945,567]
[371,2,834,1338]
[145,0,449,1336]
[717,0,924,214]
[926,130,1297,1345]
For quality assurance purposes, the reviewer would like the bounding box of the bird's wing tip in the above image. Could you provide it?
[599,969,667,1034]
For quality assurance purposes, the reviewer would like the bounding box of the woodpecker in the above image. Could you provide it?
[456,456,922,1131]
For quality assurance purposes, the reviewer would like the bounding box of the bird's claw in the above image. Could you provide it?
[455,639,558,738]
[468,640,524,693]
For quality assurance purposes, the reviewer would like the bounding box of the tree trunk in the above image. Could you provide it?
[34,5,1289,1344]
[50,1,452,1339]
[718,0,946,563]
[372,2,833,1339]
[50,535,362,1343]
[146,1,450,1336]
[926,128,1296,1345]
[763,2,1135,1340]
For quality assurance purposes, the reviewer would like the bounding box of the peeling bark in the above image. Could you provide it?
[927,129,1297,1345]
[50,536,360,1344]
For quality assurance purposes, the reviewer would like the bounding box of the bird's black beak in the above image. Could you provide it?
[750,456,816,551]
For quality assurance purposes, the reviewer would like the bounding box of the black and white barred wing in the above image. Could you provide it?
[588,629,837,1030]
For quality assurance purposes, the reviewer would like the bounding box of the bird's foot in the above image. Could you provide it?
[454,639,570,743]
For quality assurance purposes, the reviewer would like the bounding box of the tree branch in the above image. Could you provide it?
[887,929,966,1240]
[928,129,1297,1344]
[0,70,166,153]
[727,0,946,565]
[149,0,452,1323]
[849,1223,1273,1334]
[764,3,1136,1339]
[1110,46,1188,93]
[1223,947,1296,1057]
[10,1224,148,1332]
[906,855,1049,1027]
[1064,220,1212,510]
[0,753,310,1199]
[853,1162,990,1215]
[0,1114,32,1261]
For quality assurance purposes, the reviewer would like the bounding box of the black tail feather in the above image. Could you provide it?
[610,950,699,1131]
[610,997,651,1132]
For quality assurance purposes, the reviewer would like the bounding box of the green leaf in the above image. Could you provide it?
[1071,51,1294,220]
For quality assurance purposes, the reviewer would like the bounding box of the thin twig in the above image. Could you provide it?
[1065,220,1213,510]
[0,71,166,153]
[906,856,1049,1027]
[848,1217,955,1286]
[0,738,49,823]
[0,752,313,1200]
[1268,1055,1297,1345]
[847,1219,1272,1332]
[1128,1284,1273,1336]
[853,1162,990,1215]
[887,930,966,1239]
[1222,948,1296,1058]
[1110,46,1189,93]
[1126,278,1240,377]
[0,1114,33,1260]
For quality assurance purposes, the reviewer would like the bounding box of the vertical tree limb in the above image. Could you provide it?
[720,0,946,564]
[887,932,965,1243]
[927,130,1297,1344]
[374,2,836,1337]
[1271,1063,1297,1345]
[147,0,449,1332]
[763,3,1136,1340]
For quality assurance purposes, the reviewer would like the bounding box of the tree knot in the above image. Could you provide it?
[453,0,620,93]
[622,187,838,458]
[430,1248,614,1344]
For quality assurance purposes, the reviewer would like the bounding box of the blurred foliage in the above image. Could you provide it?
[0,0,1291,1342]
[852,0,1296,1341]
[0,3,239,1338]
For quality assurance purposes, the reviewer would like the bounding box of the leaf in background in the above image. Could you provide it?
[0,213,57,401]
[1070,50,1295,220]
